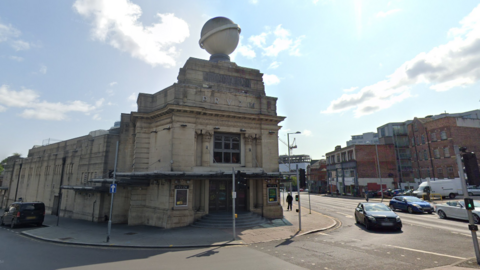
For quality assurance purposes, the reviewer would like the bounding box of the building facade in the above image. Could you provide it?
[346,132,379,146]
[408,114,480,184]
[326,144,397,195]
[2,33,287,228]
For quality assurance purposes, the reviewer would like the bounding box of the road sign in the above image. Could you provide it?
[110,184,117,194]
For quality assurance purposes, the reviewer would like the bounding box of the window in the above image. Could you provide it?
[440,131,447,140]
[411,138,415,146]
[431,132,437,141]
[444,147,450,157]
[423,150,428,160]
[434,148,440,159]
[214,134,240,163]
[447,166,455,179]
[174,185,189,207]
[421,134,426,144]
[416,136,420,145]
[437,168,444,179]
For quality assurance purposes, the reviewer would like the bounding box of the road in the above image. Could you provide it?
[1,194,479,270]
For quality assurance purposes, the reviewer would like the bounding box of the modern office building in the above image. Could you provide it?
[346,132,379,146]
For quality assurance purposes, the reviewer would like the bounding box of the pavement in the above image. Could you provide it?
[9,203,336,248]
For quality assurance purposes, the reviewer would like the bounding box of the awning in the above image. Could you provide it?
[60,185,109,192]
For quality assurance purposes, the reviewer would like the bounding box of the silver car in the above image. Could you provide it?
[436,200,480,224]
[467,185,480,196]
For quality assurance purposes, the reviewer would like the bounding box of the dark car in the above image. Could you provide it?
[392,189,405,196]
[354,202,402,231]
[1,202,45,228]
[389,196,433,214]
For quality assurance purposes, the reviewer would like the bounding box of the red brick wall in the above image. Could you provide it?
[356,144,397,180]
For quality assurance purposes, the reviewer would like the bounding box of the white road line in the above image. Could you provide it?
[385,245,466,260]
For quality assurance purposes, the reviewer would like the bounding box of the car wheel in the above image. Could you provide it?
[37,222,43,227]
[438,210,447,219]
[407,206,414,214]
[364,218,371,230]
[396,227,402,231]
[10,219,15,229]
[389,205,395,211]
[427,211,433,214]
[449,193,456,199]
[474,214,480,224]
[0,217,4,226]
[355,214,360,224]
[469,192,474,197]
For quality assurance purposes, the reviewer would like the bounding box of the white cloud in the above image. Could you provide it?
[343,87,358,92]
[324,4,480,117]
[9,56,24,62]
[106,89,114,96]
[234,36,256,60]
[73,0,190,68]
[0,85,99,120]
[128,92,137,107]
[95,98,104,107]
[109,81,118,86]
[268,61,281,69]
[249,0,258,4]
[11,40,30,51]
[39,65,47,74]
[303,130,313,137]
[248,25,304,57]
[93,114,101,120]
[0,22,20,42]
[377,9,401,18]
[0,105,6,112]
[263,74,280,85]
[0,22,31,51]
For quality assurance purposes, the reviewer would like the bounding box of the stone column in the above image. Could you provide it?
[255,136,262,168]
[245,135,253,167]
[202,131,212,167]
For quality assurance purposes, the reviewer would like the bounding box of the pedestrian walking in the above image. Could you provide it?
[365,189,369,202]
[286,193,293,211]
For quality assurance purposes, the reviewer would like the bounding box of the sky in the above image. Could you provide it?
[1,0,480,161]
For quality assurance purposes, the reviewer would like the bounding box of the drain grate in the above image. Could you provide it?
[124,232,137,235]
[58,237,73,241]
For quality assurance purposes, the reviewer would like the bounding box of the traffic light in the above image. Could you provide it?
[465,198,475,210]
[463,152,480,186]
[295,195,299,201]
[299,169,306,188]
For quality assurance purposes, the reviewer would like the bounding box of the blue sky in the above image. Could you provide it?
[1,0,480,161]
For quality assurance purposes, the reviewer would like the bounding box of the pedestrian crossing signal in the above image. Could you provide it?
[465,198,475,210]
[295,195,299,201]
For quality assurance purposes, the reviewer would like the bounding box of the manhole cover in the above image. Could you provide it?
[58,237,73,240]
[125,232,137,235]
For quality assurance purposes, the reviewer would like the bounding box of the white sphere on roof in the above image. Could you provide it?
[199,17,241,61]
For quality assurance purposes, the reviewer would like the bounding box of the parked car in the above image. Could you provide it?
[1,202,45,228]
[354,202,402,231]
[392,189,405,196]
[436,200,480,224]
[389,196,433,214]
[403,189,415,196]
[376,189,393,197]
[468,185,480,196]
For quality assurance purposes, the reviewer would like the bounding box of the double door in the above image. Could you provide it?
[209,179,247,212]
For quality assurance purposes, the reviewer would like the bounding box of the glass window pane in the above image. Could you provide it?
[224,142,231,149]
[232,143,239,150]
[224,153,231,163]
[214,142,222,149]
[215,135,222,141]
[214,152,222,163]
[232,153,240,163]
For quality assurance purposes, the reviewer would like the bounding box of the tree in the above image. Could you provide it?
[0,153,22,175]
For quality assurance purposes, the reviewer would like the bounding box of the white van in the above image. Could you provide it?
[413,180,463,199]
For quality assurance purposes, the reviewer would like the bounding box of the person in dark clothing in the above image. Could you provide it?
[286,193,293,211]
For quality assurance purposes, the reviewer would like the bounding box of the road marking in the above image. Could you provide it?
[345,215,353,218]
[385,245,466,260]
[317,232,329,235]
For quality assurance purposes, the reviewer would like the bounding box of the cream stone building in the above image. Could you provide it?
[1,17,286,228]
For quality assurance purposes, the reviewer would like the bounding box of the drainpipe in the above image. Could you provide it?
[56,156,67,226]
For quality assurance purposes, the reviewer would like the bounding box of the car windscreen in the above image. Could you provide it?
[364,204,390,211]
[405,197,423,202]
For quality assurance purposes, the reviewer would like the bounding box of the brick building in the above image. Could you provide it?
[307,159,327,193]
[326,144,397,196]
[408,113,480,184]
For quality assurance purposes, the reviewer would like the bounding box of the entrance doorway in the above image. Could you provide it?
[209,180,247,212]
